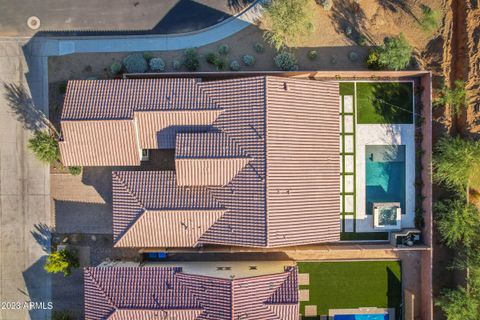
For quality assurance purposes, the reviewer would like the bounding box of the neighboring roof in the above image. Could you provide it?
[65,76,340,247]
[84,266,299,320]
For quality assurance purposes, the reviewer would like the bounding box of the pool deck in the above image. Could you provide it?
[354,124,415,232]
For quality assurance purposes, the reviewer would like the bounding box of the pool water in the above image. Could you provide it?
[365,145,405,214]
[334,314,389,320]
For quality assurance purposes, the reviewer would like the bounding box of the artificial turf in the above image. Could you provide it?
[298,261,402,318]
[356,82,414,124]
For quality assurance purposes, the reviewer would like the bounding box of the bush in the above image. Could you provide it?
[172,59,182,70]
[58,82,67,95]
[317,0,332,10]
[143,51,153,61]
[254,42,265,53]
[149,57,166,72]
[274,51,298,71]
[123,53,148,73]
[28,131,59,164]
[263,0,314,50]
[419,5,440,33]
[435,287,479,320]
[230,60,240,71]
[366,34,412,71]
[217,44,230,56]
[44,249,80,276]
[183,48,199,72]
[110,61,122,75]
[307,50,318,60]
[358,34,368,46]
[435,199,480,248]
[434,80,467,115]
[206,52,219,65]
[68,166,82,176]
[242,54,256,66]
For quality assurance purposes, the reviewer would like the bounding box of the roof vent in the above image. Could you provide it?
[283,82,289,91]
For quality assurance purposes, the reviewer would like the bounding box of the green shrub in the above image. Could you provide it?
[58,82,67,95]
[110,61,122,75]
[123,53,148,73]
[274,51,298,71]
[358,34,368,46]
[172,59,182,70]
[206,52,220,65]
[183,48,199,72]
[367,34,412,71]
[149,57,166,72]
[28,131,59,164]
[242,54,255,66]
[435,287,479,320]
[217,44,230,56]
[44,249,80,276]
[435,199,480,248]
[143,51,153,61]
[230,60,240,71]
[68,166,82,176]
[263,0,314,50]
[419,5,440,33]
[307,50,318,60]
[434,80,467,115]
[254,42,265,53]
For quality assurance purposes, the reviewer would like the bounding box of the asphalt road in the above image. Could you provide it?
[0,0,253,36]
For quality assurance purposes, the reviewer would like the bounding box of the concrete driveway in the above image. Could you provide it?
[0,39,51,320]
[0,0,253,36]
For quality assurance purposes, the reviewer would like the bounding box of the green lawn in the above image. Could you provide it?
[298,261,402,319]
[356,82,414,124]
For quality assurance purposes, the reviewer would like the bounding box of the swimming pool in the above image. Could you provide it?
[365,145,405,214]
[334,314,389,320]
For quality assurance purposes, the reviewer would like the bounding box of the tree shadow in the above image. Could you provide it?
[331,0,374,45]
[22,256,52,320]
[2,82,48,132]
[377,0,419,22]
[30,223,53,253]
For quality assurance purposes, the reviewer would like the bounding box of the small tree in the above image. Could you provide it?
[433,136,480,197]
[262,0,314,50]
[419,4,440,33]
[367,34,412,70]
[183,48,199,72]
[44,249,80,276]
[434,80,467,115]
[435,199,480,248]
[435,287,479,320]
[28,131,60,164]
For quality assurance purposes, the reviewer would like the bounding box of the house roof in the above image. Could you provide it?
[84,266,299,320]
[63,76,340,247]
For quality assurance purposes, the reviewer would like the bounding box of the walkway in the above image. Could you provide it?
[0,39,51,320]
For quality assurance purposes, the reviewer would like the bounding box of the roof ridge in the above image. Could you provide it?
[84,268,118,312]
[112,171,146,210]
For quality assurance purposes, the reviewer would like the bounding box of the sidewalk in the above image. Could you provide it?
[0,39,51,320]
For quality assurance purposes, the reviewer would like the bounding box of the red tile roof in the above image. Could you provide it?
[64,76,340,247]
[84,266,299,320]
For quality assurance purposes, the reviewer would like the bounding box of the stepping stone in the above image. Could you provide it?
[345,195,354,213]
[344,175,354,193]
[344,115,354,133]
[344,95,354,113]
[298,273,310,285]
[299,289,310,301]
[344,135,354,153]
[344,155,354,173]
[305,305,317,317]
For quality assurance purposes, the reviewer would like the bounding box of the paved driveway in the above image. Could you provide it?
[0,0,253,36]
[0,39,51,320]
